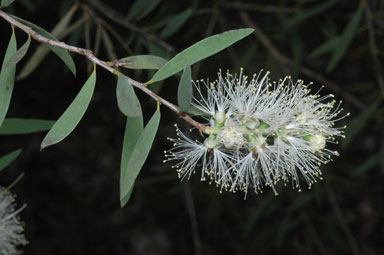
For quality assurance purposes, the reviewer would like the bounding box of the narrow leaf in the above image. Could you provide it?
[0,149,21,173]
[7,34,31,67]
[309,36,340,58]
[149,28,254,83]
[41,67,96,149]
[285,0,340,28]
[1,0,15,8]
[6,172,24,190]
[0,28,17,127]
[326,7,363,72]
[244,193,274,235]
[50,3,78,38]
[120,113,144,206]
[116,74,141,118]
[127,0,155,19]
[352,154,380,176]
[342,98,381,149]
[11,15,76,77]
[177,65,192,112]
[120,106,161,206]
[110,55,167,70]
[0,118,55,135]
[160,9,193,39]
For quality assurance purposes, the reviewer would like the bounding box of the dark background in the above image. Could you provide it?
[0,0,383,254]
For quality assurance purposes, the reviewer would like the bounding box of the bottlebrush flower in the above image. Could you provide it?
[0,188,27,254]
[164,69,347,196]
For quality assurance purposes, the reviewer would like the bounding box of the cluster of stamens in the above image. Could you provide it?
[164,69,347,196]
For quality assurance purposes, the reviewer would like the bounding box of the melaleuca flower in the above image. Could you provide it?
[164,69,347,196]
[0,188,27,254]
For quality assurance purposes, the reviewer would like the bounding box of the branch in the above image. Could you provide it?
[0,10,209,133]
[239,10,366,110]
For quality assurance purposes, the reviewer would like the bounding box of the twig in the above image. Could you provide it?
[325,182,360,255]
[183,182,203,255]
[239,11,366,110]
[365,4,384,96]
[85,0,175,53]
[0,10,210,134]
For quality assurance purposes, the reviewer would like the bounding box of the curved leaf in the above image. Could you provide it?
[11,14,76,77]
[0,28,17,127]
[7,34,31,67]
[116,74,141,118]
[160,8,193,39]
[110,55,167,70]
[120,105,160,205]
[1,0,15,8]
[326,7,363,72]
[16,5,78,80]
[120,113,144,206]
[41,68,96,149]
[0,149,21,173]
[0,118,55,135]
[309,36,340,58]
[177,64,192,112]
[127,0,155,19]
[149,28,254,83]
[285,0,340,29]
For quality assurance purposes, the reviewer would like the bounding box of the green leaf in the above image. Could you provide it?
[0,28,17,128]
[276,216,297,246]
[51,3,78,37]
[285,0,340,28]
[16,6,78,80]
[18,0,35,12]
[177,65,192,112]
[120,105,161,206]
[0,118,55,135]
[352,154,380,176]
[1,0,16,8]
[0,149,21,173]
[111,55,167,70]
[342,98,381,149]
[185,105,210,117]
[326,7,363,72]
[149,28,254,83]
[11,15,76,77]
[120,113,144,206]
[6,172,24,190]
[7,34,31,67]
[244,193,274,234]
[116,74,141,118]
[160,8,193,39]
[309,36,340,58]
[127,0,155,19]
[41,67,96,149]
[287,193,313,212]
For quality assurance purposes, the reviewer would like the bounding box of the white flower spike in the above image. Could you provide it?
[0,188,27,254]
[165,70,346,196]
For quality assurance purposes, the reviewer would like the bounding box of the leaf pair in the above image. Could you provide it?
[115,74,161,207]
[308,6,363,72]
[11,14,77,78]
[119,103,161,207]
